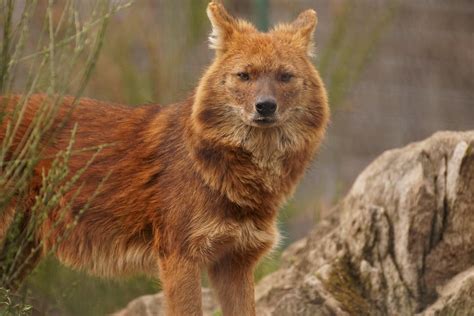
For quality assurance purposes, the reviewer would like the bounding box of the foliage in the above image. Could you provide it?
[0,288,31,316]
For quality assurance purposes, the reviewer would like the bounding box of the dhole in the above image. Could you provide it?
[0,1,329,315]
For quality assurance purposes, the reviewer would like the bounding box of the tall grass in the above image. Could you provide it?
[0,0,132,314]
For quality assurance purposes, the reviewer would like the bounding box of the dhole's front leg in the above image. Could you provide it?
[159,255,203,316]
[208,253,257,316]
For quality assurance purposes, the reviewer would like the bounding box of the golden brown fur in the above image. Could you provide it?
[0,2,329,315]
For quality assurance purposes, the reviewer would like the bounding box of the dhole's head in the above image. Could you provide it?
[192,1,329,152]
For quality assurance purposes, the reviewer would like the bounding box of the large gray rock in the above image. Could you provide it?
[116,131,474,315]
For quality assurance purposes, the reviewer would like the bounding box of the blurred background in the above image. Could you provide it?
[3,0,473,315]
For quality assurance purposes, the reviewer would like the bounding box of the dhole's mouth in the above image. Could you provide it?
[251,117,278,127]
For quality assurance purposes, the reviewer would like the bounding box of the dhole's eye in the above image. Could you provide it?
[278,72,294,83]
[237,72,250,81]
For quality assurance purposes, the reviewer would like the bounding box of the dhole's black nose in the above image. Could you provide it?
[255,100,277,116]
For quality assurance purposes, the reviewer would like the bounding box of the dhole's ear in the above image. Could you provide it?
[207,1,256,53]
[290,9,318,57]
[207,1,237,51]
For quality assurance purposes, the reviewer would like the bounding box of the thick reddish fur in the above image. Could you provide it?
[0,2,329,315]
